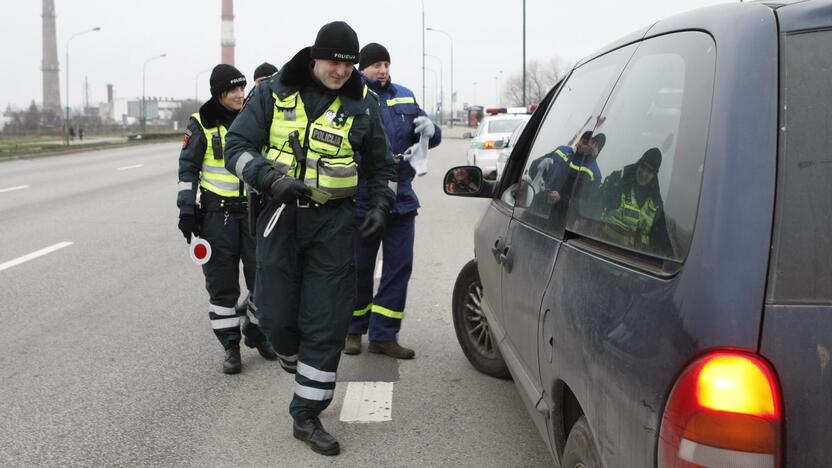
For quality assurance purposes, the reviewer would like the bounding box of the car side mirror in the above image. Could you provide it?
[462,132,473,139]
[443,166,484,197]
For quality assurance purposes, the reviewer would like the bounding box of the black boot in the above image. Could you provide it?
[223,345,242,374]
[244,337,278,361]
[293,417,340,456]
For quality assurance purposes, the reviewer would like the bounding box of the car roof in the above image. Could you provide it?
[482,114,530,122]
[575,0,831,68]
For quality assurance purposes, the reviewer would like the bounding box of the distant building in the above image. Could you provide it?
[126,97,184,126]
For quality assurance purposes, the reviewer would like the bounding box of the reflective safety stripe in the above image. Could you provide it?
[294,383,334,401]
[209,304,237,316]
[246,309,259,325]
[386,97,416,106]
[388,181,398,193]
[298,361,337,383]
[199,176,240,192]
[568,162,595,181]
[211,317,240,329]
[202,164,234,175]
[277,352,298,363]
[353,304,371,317]
[178,181,193,192]
[555,148,569,162]
[371,304,404,320]
[235,152,255,179]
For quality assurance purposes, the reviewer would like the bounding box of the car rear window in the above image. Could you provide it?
[767,29,832,305]
[488,119,525,134]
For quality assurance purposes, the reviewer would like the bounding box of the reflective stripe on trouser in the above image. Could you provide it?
[349,212,415,342]
[200,211,266,350]
[254,199,356,422]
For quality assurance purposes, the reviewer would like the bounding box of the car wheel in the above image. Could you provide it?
[562,416,603,468]
[452,259,511,379]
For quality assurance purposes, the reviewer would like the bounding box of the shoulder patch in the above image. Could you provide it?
[182,129,193,149]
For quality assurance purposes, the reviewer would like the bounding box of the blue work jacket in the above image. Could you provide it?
[356,75,442,216]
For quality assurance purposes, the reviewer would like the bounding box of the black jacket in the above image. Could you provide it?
[177,98,240,216]
[223,47,396,210]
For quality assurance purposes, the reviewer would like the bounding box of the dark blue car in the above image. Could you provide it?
[445,1,832,466]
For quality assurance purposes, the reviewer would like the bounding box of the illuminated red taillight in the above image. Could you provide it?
[483,140,495,149]
[658,351,782,468]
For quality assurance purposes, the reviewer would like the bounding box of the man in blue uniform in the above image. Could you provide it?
[344,43,441,359]
[176,64,277,375]
[223,22,397,455]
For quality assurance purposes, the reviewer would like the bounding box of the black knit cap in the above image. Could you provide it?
[253,62,278,81]
[311,21,359,63]
[359,43,391,70]
[639,147,663,172]
[210,64,246,97]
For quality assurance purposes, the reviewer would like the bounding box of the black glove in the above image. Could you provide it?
[262,170,311,204]
[360,207,388,243]
[178,213,199,244]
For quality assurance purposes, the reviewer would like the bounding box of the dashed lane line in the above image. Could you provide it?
[117,164,144,171]
[0,185,30,193]
[0,241,74,273]
[339,381,394,423]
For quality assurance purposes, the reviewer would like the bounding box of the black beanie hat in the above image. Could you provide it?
[253,62,278,81]
[359,43,391,70]
[210,64,246,97]
[639,147,663,172]
[311,21,359,63]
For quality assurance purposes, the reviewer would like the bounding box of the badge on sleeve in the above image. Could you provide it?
[182,129,193,149]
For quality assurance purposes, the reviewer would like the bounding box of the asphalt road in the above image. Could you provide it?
[0,137,552,467]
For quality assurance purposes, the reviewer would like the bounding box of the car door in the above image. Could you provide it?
[539,31,718,465]
[497,44,636,422]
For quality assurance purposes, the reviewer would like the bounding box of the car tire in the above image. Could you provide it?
[452,259,511,379]
[562,416,603,468]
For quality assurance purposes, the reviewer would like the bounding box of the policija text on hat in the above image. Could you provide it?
[223,21,397,456]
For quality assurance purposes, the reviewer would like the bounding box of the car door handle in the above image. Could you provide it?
[491,237,505,261]
[499,245,512,271]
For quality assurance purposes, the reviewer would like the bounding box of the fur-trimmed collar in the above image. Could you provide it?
[270,47,367,108]
[198,97,238,129]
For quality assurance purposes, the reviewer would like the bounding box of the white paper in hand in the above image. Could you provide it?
[406,134,430,177]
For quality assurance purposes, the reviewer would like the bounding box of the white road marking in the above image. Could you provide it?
[339,381,394,423]
[0,241,74,273]
[0,185,30,193]
[117,164,144,171]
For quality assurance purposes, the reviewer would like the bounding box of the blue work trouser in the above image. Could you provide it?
[349,212,416,342]
[199,210,265,350]
[254,199,357,422]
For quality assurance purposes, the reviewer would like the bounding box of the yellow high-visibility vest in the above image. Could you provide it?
[193,112,244,198]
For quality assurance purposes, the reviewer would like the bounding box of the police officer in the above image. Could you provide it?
[224,22,396,456]
[344,42,441,359]
[177,64,278,375]
[253,62,278,85]
[600,147,671,253]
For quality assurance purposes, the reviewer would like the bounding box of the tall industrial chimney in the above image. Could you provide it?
[42,0,61,114]
[221,0,235,65]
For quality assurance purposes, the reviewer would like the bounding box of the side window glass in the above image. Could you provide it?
[567,32,716,263]
[513,44,634,235]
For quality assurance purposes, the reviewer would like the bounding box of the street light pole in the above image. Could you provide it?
[421,0,426,108]
[424,53,443,124]
[425,67,439,115]
[65,27,101,146]
[142,53,167,135]
[522,0,527,107]
[426,27,454,127]
[195,68,212,102]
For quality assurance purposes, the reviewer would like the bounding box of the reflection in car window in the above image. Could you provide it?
[567,32,716,262]
[768,29,832,304]
[513,44,635,235]
[488,119,526,134]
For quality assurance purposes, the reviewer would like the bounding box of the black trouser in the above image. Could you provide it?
[254,198,356,422]
[200,206,267,350]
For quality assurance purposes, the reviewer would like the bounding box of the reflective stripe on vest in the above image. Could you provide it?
[386,96,416,106]
[192,112,244,198]
[265,87,368,199]
[604,180,658,247]
[554,148,595,182]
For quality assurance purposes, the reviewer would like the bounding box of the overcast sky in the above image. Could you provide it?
[1,0,731,113]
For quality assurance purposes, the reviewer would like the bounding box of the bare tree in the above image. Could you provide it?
[502,57,572,107]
